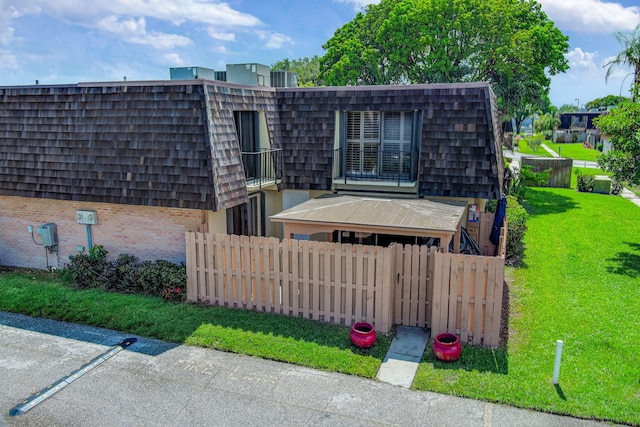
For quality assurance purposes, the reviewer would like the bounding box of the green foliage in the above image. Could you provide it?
[585,95,628,110]
[593,95,640,185]
[510,165,551,202]
[527,134,542,152]
[610,179,623,195]
[534,113,559,138]
[320,0,569,121]
[576,173,595,192]
[505,195,528,265]
[604,23,640,98]
[64,247,186,302]
[485,196,529,265]
[271,56,324,87]
[64,245,108,288]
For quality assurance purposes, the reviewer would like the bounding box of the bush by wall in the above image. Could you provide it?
[505,196,529,265]
[577,174,595,192]
[64,246,186,302]
[486,196,529,265]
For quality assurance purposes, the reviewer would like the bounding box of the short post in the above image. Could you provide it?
[552,340,564,384]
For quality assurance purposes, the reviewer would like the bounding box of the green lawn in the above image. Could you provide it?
[548,143,601,162]
[514,137,553,157]
[413,188,640,425]
[0,270,391,378]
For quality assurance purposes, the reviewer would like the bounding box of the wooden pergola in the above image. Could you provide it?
[270,195,467,253]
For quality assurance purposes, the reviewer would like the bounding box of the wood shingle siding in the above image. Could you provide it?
[276,83,503,199]
[1,80,503,212]
[0,83,215,209]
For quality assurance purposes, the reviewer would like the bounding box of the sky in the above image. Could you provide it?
[1,0,639,108]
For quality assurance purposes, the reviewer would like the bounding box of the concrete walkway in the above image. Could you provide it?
[376,326,429,388]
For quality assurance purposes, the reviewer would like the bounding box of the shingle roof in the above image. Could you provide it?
[0,81,279,210]
[0,80,503,210]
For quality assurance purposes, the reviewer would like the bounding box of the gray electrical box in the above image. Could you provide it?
[39,223,58,247]
[75,210,97,224]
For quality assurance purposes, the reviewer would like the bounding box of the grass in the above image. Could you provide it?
[0,269,391,378]
[548,143,601,162]
[514,137,553,157]
[413,188,640,425]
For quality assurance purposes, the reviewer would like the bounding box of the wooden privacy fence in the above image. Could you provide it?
[521,157,573,188]
[186,231,506,346]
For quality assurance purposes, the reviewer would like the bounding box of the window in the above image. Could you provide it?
[344,111,416,179]
[227,193,264,237]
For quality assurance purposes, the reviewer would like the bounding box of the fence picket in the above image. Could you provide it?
[185,233,504,344]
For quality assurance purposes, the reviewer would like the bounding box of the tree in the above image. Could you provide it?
[272,56,324,87]
[534,112,560,139]
[593,86,640,185]
[585,95,628,111]
[320,0,569,120]
[604,24,640,100]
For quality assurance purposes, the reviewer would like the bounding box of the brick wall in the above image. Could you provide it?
[0,196,205,269]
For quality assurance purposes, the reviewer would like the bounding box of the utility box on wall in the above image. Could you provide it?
[76,210,98,225]
[38,223,58,247]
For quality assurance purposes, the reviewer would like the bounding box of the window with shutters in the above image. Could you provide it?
[343,111,416,180]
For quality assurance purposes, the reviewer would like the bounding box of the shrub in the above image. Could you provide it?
[510,165,551,202]
[528,135,542,152]
[577,174,595,192]
[64,249,187,302]
[485,196,528,265]
[64,245,108,288]
[610,180,623,195]
[505,196,528,265]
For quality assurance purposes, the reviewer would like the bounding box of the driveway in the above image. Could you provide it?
[0,315,616,427]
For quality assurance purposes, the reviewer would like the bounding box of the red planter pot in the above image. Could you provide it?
[350,322,376,349]
[433,333,461,362]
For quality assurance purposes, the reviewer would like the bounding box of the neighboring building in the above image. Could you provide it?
[553,111,602,145]
[0,78,503,270]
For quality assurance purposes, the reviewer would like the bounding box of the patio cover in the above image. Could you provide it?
[270,195,466,252]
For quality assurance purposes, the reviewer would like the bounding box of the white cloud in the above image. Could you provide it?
[333,0,379,11]
[1,0,261,49]
[17,0,261,27]
[567,47,599,72]
[255,30,294,50]
[96,15,191,49]
[206,28,235,41]
[0,49,18,68]
[539,0,640,33]
[163,52,184,66]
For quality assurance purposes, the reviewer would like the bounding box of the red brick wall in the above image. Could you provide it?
[0,196,205,269]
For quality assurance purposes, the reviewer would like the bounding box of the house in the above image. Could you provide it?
[553,111,602,145]
[0,75,503,270]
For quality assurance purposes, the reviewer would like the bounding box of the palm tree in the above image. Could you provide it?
[604,24,640,100]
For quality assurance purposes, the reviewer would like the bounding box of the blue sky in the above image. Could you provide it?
[1,0,639,107]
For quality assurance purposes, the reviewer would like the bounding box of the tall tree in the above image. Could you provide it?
[594,88,640,185]
[585,95,628,111]
[272,56,324,87]
[320,0,569,119]
[604,24,640,100]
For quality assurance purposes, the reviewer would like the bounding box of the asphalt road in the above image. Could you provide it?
[0,313,616,427]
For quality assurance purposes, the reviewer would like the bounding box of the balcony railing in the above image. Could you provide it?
[242,148,282,189]
[333,147,418,185]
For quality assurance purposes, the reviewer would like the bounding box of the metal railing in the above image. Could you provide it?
[242,148,282,188]
[333,147,418,185]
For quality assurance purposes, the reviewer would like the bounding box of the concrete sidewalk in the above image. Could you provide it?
[0,312,616,427]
